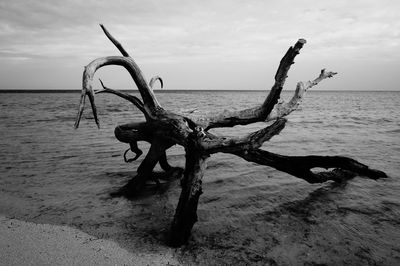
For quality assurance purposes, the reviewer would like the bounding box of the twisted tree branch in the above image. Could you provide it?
[74,56,161,128]
[233,149,387,183]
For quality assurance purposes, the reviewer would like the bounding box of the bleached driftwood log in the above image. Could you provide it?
[74,25,387,247]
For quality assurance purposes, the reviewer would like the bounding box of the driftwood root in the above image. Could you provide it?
[75,25,388,247]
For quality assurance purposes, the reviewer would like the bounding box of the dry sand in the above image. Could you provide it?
[0,216,180,266]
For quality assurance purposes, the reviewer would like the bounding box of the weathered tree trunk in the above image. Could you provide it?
[74,25,387,247]
[169,130,208,247]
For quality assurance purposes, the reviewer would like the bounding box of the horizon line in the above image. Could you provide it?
[0,89,399,93]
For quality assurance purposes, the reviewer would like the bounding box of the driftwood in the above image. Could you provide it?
[74,25,387,247]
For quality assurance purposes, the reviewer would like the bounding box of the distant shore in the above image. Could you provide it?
[0,215,180,266]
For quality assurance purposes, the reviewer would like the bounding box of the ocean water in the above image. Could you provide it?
[0,90,399,265]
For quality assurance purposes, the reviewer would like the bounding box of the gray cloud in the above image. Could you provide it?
[0,0,399,90]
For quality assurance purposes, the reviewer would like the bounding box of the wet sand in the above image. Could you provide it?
[0,216,180,266]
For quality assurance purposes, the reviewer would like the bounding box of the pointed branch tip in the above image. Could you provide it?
[99,24,130,57]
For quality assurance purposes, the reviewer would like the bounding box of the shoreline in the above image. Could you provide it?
[0,215,180,266]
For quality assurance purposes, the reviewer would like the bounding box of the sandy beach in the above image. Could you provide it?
[0,216,180,266]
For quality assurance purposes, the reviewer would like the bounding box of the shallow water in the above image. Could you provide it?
[0,91,399,265]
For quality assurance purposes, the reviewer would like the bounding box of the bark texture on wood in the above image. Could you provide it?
[193,39,309,130]
[169,132,208,247]
[74,25,387,246]
[233,149,387,183]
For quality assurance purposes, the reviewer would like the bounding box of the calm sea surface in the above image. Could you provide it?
[0,91,399,265]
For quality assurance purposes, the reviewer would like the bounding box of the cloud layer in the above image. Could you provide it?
[0,0,399,90]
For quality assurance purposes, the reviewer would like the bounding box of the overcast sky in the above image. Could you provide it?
[0,0,399,90]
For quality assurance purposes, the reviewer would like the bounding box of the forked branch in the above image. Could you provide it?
[74,56,161,128]
[194,39,306,130]
[193,67,336,130]
[74,24,162,129]
[267,69,337,120]
[261,39,307,116]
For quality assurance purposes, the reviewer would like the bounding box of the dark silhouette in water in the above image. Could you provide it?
[74,25,387,247]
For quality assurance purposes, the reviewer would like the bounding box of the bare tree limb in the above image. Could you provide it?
[97,79,146,114]
[74,56,161,128]
[198,118,286,154]
[112,140,172,197]
[124,142,143,163]
[267,69,337,120]
[193,39,306,130]
[233,149,387,183]
[193,67,335,130]
[261,39,307,117]
[158,152,172,171]
[100,24,130,57]
[149,76,163,89]
[114,122,150,143]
